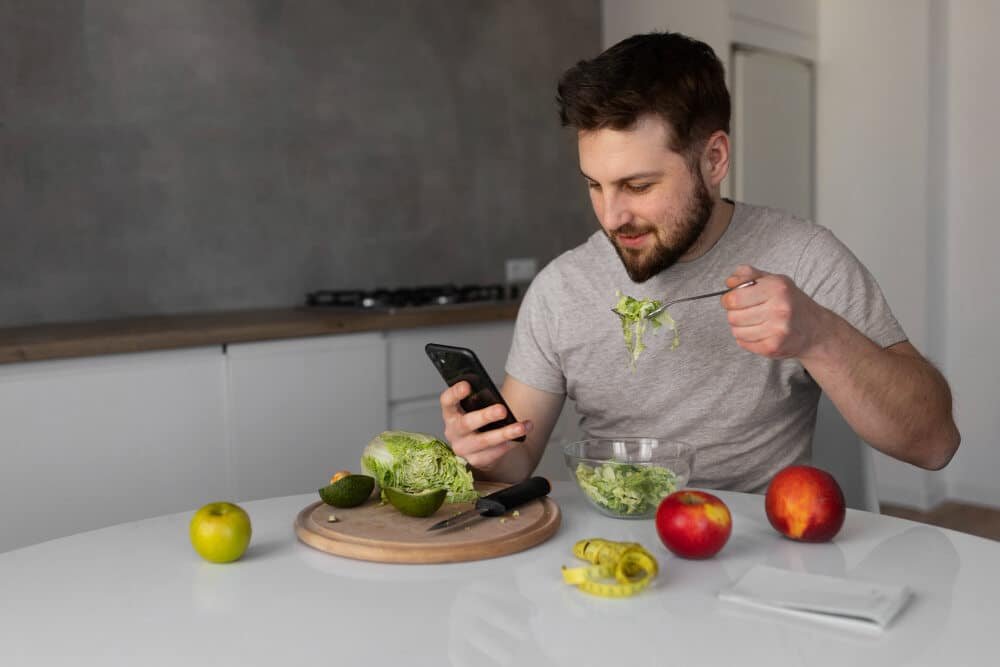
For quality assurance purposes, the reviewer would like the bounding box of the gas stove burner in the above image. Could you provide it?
[305,290,366,307]
[458,284,506,303]
[305,283,508,309]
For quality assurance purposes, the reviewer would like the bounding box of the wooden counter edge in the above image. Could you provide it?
[0,302,521,365]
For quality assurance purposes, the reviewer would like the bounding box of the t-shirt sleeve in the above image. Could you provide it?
[505,269,567,395]
[793,226,907,349]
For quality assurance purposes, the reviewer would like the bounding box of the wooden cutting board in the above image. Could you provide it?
[294,481,561,564]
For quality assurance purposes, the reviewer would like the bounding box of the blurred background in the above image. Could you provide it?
[0,0,596,322]
[1,1,997,548]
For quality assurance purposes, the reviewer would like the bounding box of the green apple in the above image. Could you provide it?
[189,502,252,563]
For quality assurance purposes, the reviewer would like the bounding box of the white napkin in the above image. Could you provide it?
[718,564,912,633]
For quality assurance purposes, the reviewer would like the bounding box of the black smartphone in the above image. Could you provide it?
[424,343,525,442]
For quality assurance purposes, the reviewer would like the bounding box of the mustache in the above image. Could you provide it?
[613,223,655,239]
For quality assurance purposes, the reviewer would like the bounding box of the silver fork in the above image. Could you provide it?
[612,280,756,321]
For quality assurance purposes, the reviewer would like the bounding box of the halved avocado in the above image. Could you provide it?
[382,487,448,517]
[318,474,375,508]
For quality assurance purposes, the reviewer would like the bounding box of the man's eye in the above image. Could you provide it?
[625,183,652,193]
[586,181,601,191]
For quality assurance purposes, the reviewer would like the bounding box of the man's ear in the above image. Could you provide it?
[701,130,731,187]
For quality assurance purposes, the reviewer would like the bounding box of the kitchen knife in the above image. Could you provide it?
[426,476,551,532]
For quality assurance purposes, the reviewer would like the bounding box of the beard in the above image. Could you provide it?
[608,172,714,283]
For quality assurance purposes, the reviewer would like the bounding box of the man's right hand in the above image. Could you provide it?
[440,381,534,472]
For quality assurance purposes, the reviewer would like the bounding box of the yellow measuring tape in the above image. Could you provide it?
[561,538,659,598]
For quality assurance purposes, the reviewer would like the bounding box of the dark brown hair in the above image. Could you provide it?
[557,31,730,158]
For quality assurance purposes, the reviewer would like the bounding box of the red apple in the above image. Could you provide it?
[655,490,732,559]
[765,465,846,542]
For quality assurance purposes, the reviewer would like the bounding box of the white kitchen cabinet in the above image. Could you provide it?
[0,348,229,553]
[386,321,515,443]
[386,321,514,439]
[0,316,578,554]
[388,396,447,440]
[226,333,387,502]
[386,321,515,402]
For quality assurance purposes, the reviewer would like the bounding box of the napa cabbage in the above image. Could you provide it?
[360,430,478,503]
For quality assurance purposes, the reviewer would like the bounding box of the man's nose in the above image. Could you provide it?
[602,193,633,230]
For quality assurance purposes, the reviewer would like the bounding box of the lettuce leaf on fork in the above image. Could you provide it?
[613,291,679,370]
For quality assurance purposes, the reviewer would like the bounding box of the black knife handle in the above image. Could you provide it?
[475,476,551,516]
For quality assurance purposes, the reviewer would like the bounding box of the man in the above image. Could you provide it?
[439,31,960,492]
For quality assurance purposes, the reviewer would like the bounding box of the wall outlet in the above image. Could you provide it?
[505,257,538,284]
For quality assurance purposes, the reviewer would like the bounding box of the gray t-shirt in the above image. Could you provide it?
[506,201,906,492]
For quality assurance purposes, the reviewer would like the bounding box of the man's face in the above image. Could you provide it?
[578,115,714,283]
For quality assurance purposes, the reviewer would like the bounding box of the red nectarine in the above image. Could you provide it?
[765,465,846,542]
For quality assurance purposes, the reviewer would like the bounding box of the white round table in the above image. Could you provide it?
[1,482,994,666]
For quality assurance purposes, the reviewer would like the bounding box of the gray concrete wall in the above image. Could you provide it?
[0,0,599,326]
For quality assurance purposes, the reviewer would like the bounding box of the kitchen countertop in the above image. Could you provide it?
[0,301,520,365]
[1,482,992,665]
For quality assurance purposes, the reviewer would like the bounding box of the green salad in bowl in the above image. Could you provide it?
[563,438,694,519]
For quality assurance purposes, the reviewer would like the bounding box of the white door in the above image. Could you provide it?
[731,46,814,220]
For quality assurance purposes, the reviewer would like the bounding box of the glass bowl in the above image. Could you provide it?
[563,438,694,519]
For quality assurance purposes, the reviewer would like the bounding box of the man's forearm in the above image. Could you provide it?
[801,309,960,469]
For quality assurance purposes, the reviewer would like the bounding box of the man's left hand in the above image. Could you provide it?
[721,265,830,360]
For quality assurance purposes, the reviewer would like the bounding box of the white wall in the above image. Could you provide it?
[817,3,933,378]
[940,0,1000,507]
[816,0,946,509]
[819,0,1000,509]
[602,0,816,57]
[603,0,731,54]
